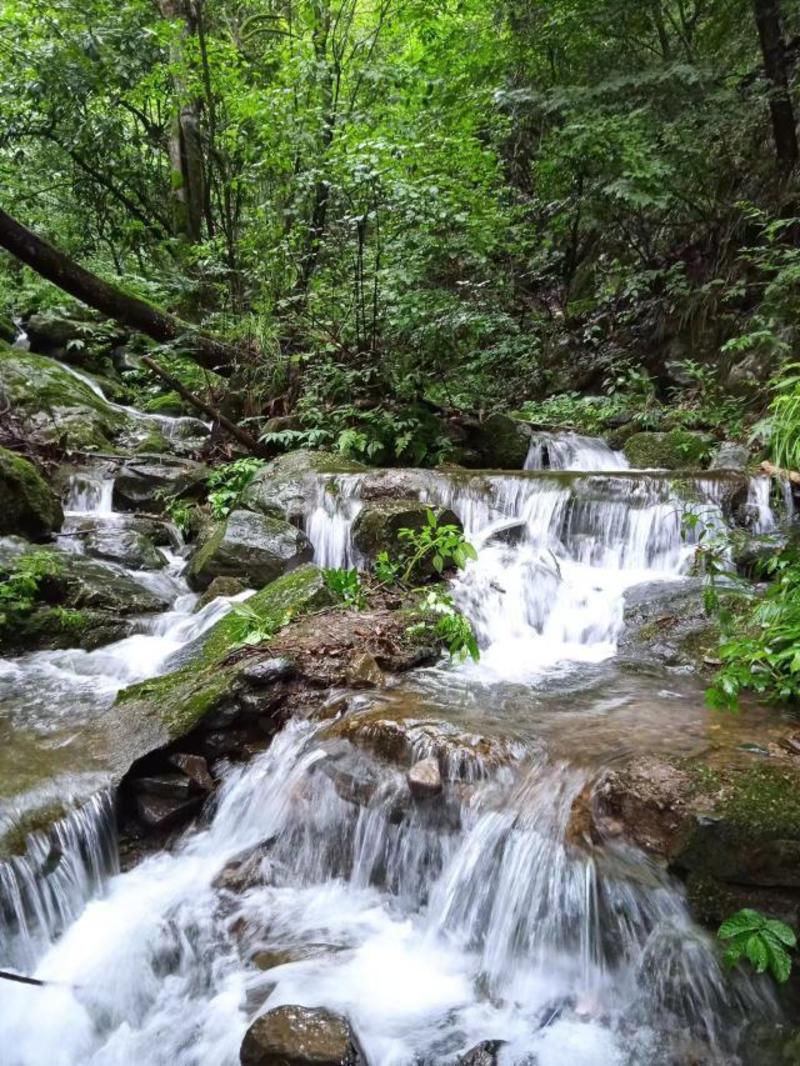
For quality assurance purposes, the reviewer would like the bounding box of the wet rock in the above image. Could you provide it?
[623,430,713,469]
[113,455,208,513]
[471,413,533,469]
[133,773,192,800]
[241,657,296,687]
[25,310,123,367]
[240,1005,366,1066]
[352,500,461,568]
[242,449,366,526]
[457,1041,506,1066]
[46,552,171,615]
[81,527,168,570]
[135,791,202,831]
[195,575,247,610]
[0,347,130,450]
[407,757,443,799]
[739,1023,800,1066]
[187,509,313,591]
[358,469,432,502]
[732,535,781,579]
[709,442,750,470]
[170,752,215,792]
[214,843,273,892]
[0,446,63,540]
[322,749,381,806]
[346,651,385,688]
[618,579,713,669]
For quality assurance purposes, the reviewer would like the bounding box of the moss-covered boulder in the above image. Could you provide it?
[471,413,533,469]
[623,430,714,469]
[24,309,125,373]
[111,565,333,754]
[0,345,130,450]
[113,454,209,512]
[187,509,313,591]
[241,449,366,525]
[352,499,461,566]
[0,447,63,540]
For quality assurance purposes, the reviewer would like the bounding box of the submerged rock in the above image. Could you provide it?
[187,509,313,591]
[113,454,208,512]
[240,1005,366,1066]
[0,446,63,539]
[623,430,713,470]
[242,449,366,525]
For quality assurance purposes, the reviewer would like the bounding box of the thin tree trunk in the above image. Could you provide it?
[0,206,238,373]
[753,0,799,172]
[140,356,263,453]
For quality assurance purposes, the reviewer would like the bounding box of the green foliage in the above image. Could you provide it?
[407,588,480,663]
[323,568,367,610]
[718,909,796,984]
[158,493,195,536]
[227,600,289,648]
[767,364,800,473]
[207,458,266,521]
[373,550,401,586]
[396,510,477,584]
[0,551,62,634]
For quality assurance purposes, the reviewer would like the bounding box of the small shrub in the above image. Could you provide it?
[718,909,796,984]
[323,568,367,610]
[396,510,477,584]
[227,600,289,647]
[207,458,266,520]
[407,588,480,662]
[0,551,62,635]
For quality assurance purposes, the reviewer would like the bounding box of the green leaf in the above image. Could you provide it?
[718,910,765,940]
[745,933,769,973]
[764,919,797,949]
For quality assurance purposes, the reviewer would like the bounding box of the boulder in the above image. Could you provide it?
[113,454,209,512]
[709,442,750,470]
[170,752,215,792]
[135,791,202,831]
[407,757,443,799]
[351,500,462,568]
[0,447,63,540]
[195,575,247,610]
[80,527,168,570]
[187,509,313,591]
[25,309,122,363]
[471,413,533,469]
[346,651,385,688]
[623,430,713,470]
[240,1005,366,1066]
[242,450,366,526]
[0,347,130,450]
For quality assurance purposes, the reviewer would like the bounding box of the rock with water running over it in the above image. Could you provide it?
[241,449,367,526]
[0,345,131,450]
[456,1041,507,1066]
[623,430,713,470]
[351,499,462,572]
[113,454,209,513]
[407,757,443,799]
[0,446,63,540]
[240,1005,366,1066]
[80,526,168,570]
[187,509,313,590]
[194,575,247,610]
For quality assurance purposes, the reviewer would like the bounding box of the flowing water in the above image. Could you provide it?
[0,431,792,1065]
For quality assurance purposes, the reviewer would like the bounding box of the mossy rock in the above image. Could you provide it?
[0,347,130,450]
[352,499,461,568]
[623,430,714,470]
[471,413,533,470]
[187,509,313,591]
[142,390,190,416]
[0,314,15,344]
[113,454,209,512]
[0,446,63,539]
[241,449,367,524]
[112,565,333,755]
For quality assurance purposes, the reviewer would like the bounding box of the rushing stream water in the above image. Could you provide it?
[0,411,791,1064]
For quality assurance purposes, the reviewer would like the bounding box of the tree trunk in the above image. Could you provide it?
[159,0,206,243]
[753,0,799,172]
[0,206,239,374]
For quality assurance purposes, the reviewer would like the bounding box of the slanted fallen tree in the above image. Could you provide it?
[0,206,241,375]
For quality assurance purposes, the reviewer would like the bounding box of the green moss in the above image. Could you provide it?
[720,764,800,839]
[0,446,63,538]
[118,660,240,739]
[624,430,714,470]
[0,801,67,860]
[685,871,738,927]
[200,564,333,663]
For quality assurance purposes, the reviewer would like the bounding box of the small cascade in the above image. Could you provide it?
[525,431,628,472]
[63,468,116,517]
[306,474,366,568]
[0,791,118,974]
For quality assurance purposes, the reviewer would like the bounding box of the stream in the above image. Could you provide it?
[0,408,791,1064]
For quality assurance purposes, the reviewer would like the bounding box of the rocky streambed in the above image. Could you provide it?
[2,336,800,1065]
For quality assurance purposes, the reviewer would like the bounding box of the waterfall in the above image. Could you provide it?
[525,432,628,472]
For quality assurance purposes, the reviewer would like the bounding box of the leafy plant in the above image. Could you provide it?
[207,458,266,521]
[373,550,401,586]
[396,510,478,584]
[160,494,195,536]
[227,601,289,647]
[0,552,62,634]
[406,588,480,663]
[323,568,367,610]
[718,909,796,984]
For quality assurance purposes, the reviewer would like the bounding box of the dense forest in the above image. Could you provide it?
[4,3,800,1065]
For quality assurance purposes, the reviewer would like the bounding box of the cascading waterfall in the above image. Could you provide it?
[0,441,793,1066]
[524,431,629,472]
